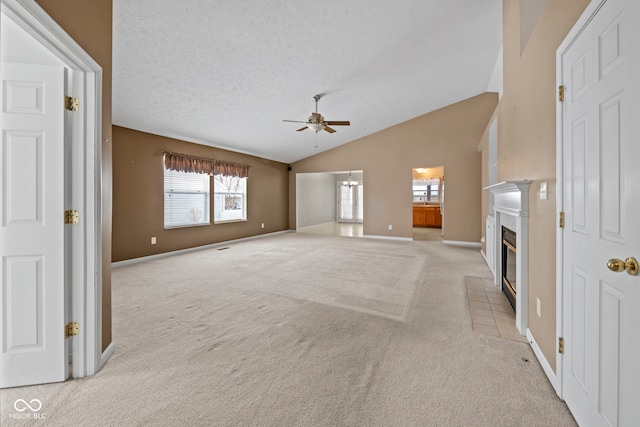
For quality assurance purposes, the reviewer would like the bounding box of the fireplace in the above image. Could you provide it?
[485,180,530,335]
[501,227,517,311]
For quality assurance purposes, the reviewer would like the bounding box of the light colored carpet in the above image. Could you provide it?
[0,232,577,426]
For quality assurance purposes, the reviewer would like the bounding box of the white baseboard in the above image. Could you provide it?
[443,240,482,248]
[364,235,413,242]
[480,249,490,266]
[296,221,336,230]
[100,341,115,370]
[480,250,495,277]
[526,328,559,394]
[112,230,292,267]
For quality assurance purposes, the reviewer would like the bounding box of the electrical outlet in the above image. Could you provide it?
[388,224,393,230]
[261,223,264,229]
[536,298,541,317]
[151,237,156,245]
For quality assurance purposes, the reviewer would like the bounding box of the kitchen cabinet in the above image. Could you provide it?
[413,205,441,228]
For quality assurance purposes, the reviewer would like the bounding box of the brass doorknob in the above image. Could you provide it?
[607,257,639,276]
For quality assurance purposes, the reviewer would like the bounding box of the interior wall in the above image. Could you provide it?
[478,109,498,256]
[498,0,590,371]
[112,126,289,262]
[34,0,113,352]
[296,173,337,228]
[519,0,547,54]
[290,93,497,242]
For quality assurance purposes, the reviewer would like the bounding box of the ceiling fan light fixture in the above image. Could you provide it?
[283,95,349,134]
[308,122,325,132]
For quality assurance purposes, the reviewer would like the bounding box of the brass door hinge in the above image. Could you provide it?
[558,85,565,102]
[65,322,78,338]
[559,212,565,228]
[559,337,564,354]
[64,95,78,111]
[64,210,78,225]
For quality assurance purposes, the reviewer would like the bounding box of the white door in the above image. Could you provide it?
[560,0,640,425]
[0,62,68,387]
[337,183,363,223]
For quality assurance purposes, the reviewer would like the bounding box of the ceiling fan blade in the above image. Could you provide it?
[283,120,307,123]
[296,126,309,132]
[324,126,336,133]
[325,121,350,126]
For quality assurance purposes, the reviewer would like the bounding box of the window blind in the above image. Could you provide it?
[164,168,210,228]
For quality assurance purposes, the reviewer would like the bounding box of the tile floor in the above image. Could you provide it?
[296,222,444,241]
[297,222,363,237]
[465,276,528,343]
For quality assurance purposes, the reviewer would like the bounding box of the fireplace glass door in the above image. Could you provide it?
[502,227,516,310]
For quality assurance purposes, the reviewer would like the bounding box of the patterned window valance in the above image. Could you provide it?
[163,152,249,178]
[214,160,250,178]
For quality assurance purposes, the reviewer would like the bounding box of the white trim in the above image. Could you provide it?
[443,240,481,248]
[555,17,566,401]
[364,235,413,242]
[527,328,560,396]
[487,180,531,336]
[112,231,292,268]
[554,0,608,402]
[480,250,495,277]
[100,342,115,369]
[2,0,103,379]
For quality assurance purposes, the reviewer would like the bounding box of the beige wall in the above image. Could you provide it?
[290,93,498,242]
[478,109,498,256]
[112,126,289,262]
[35,0,113,351]
[489,0,590,371]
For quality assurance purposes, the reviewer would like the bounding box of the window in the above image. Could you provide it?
[164,168,210,228]
[214,174,247,222]
[163,151,249,226]
[412,178,440,203]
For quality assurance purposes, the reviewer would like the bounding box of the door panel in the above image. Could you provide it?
[561,0,640,425]
[599,281,621,426]
[569,267,587,392]
[0,62,67,388]
[337,183,363,223]
[599,93,623,242]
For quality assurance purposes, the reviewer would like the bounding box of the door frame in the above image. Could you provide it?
[336,181,363,223]
[1,0,104,378]
[555,0,608,399]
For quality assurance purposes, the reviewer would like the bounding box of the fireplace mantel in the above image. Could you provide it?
[485,180,531,335]
[484,180,531,217]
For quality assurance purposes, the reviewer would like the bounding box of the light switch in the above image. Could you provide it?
[540,182,548,200]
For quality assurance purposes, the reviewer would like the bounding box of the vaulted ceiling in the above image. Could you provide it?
[113,0,502,164]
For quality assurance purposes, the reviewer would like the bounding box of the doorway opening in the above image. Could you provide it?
[0,0,103,387]
[412,166,444,241]
[296,171,363,237]
[337,171,363,224]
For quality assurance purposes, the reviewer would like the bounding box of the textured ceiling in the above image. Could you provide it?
[113,0,502,164]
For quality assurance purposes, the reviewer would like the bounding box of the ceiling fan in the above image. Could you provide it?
[283,95,350,133]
